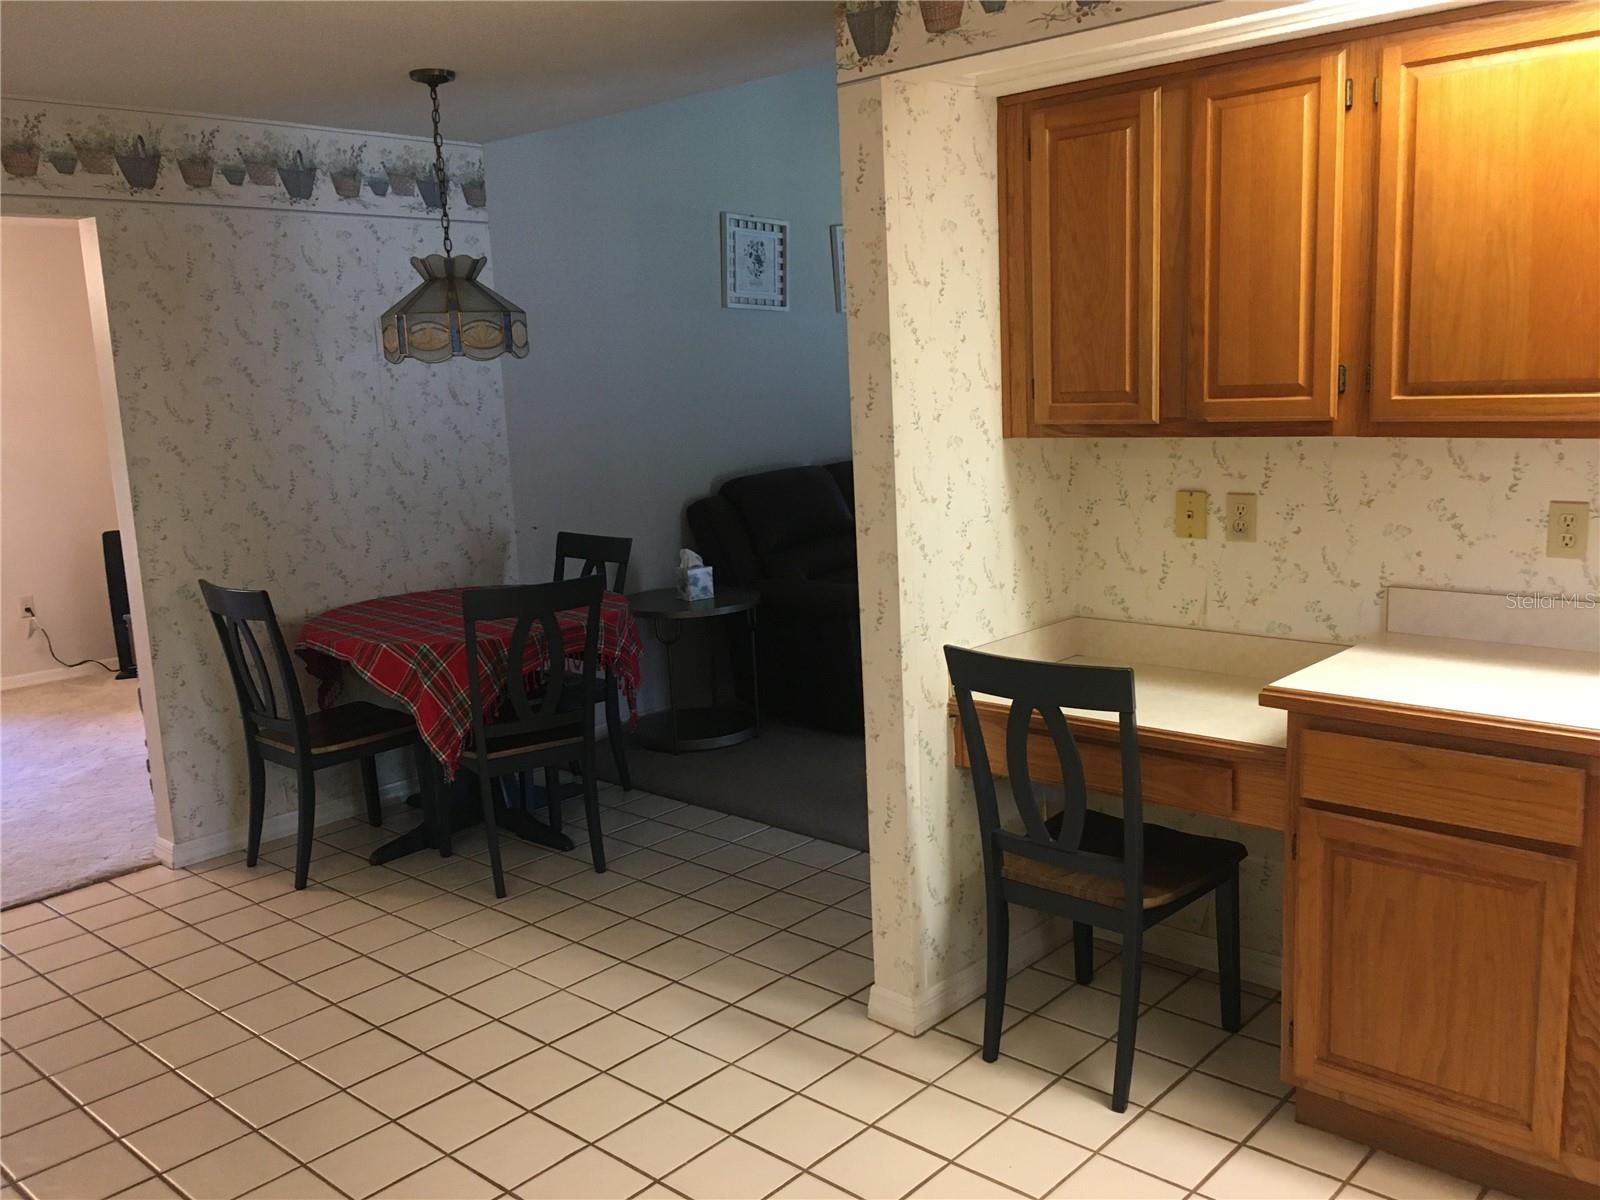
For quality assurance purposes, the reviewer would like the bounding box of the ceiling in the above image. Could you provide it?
[0,1,836,142]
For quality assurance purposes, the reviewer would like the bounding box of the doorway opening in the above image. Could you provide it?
[0,215,168,906]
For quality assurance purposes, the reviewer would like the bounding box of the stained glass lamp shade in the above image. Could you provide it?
[378,68,527,365]
[379,254,528,363]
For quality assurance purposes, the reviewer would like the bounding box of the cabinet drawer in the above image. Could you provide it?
[1078,741,1234,818]
[953,712,1236,819]
[1299,730,1585,845]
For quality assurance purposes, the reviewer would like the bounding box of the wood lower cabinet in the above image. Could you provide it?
[1000,2,1600,438]
[1369,7,1600,425]
[1189,50,1345,423]
[1293,806,1576,1155]
[1277,710,1600,1196]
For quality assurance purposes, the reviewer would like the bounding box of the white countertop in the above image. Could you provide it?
[1263,633,1600,736]
[972,617,1343,750]
[969,604,1600,751]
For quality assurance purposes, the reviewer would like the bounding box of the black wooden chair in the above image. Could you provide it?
[945,645,1245,1112]
[200,580,424,890]
[461,576,608,898]
[553,531,633,790]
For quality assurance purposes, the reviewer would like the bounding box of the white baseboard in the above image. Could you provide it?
[1,662,120,691]
[869,914,1067,1035]
[158,778,413,869]
[867,919,1282,1036]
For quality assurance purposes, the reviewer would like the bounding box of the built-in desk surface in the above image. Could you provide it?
[953,618,1344,829]
[972,617,1343,752]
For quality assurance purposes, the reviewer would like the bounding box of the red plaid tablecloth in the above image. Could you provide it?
[295,588,641,778]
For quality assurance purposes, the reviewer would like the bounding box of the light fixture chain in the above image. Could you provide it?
[429,83,452,257]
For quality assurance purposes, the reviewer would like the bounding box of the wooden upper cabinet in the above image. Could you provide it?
[1188,50,1345,423]
[1028,85,1161,426]
[1293,806,1576,1156]
[1370,7,1600,425]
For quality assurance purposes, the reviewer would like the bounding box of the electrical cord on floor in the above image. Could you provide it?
[33,619,117,674]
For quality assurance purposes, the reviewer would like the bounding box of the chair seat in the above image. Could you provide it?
[1001,810,1245,909]
[475,725,583,762]
[257,701,416,756]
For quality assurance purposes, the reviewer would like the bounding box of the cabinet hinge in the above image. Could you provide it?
[1291,830,1298,858]
[1373,76,1381,107]
[1337,364,1347,395]
[1029,377,1036,400]
[1363,364,1372,394]
[1288,1018,1294,1046]
[1027,138,1033,162]
[1344,78,1354,111]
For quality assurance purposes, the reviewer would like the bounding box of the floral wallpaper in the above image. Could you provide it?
[3,108,515,853]
[2,100,490,219]
[836,0,1200,78]
[841,74,1600,1028]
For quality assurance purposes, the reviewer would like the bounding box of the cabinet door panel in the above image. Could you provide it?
[1190,50,1344,422]
[1293,807,1575,1154]
[1029,86,1160,425]
[1371,8,1600,423]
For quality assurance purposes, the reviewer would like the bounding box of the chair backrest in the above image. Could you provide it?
[945,645,1143,907]
[553,532,632,594]
[462,575,603,761]
[199,579,309,750]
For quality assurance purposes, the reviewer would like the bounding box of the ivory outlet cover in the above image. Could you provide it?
[1225,493,1257,542]
[1175,490,1208,539]
[1547,501,1590,560]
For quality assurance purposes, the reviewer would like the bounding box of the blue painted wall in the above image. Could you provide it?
[486,66,850,711]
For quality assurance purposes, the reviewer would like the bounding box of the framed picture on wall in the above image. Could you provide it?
[722,213,789,311]
[831,223,846,313]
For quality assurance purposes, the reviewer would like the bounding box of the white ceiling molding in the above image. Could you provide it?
[868,0,1465,96]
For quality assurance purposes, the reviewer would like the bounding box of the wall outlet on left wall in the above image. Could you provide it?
[18,595,34,619]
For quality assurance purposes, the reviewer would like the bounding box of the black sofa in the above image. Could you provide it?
[686,462,863,733]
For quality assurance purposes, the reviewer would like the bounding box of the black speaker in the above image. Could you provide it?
[102,529,137,679]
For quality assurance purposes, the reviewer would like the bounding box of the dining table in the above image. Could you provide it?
[295,586,643,866]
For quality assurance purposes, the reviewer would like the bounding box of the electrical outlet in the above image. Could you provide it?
[1547,501,1590,560]
[1225,493,1257,542]
[18,595,34,619]
[1175,490,1208,539]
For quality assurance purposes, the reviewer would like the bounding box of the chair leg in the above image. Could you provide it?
[293,764,317,890]
[982,882,1010,1062]
[582,746,606,873]
[245,747,266,867]
[1112,925,1142,1113]
[1217,871,1243,1032]
[605,675,631,790]
[544,767,563,834]
[359,755,383,827]
[477,771,506,900]
[1073,921,1095,984]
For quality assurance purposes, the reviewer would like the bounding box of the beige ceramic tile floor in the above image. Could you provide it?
[0,784,1503,1200]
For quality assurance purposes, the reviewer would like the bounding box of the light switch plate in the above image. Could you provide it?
[1175,490,1208,539]
[1225,493,1257,542]
[1547,501,1590,560]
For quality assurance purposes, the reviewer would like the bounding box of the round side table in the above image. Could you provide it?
[628,587,760,753]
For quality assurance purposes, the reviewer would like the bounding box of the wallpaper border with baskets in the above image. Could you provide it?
[2,98,490,220]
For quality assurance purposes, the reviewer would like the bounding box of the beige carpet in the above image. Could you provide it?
[1,672,156,907]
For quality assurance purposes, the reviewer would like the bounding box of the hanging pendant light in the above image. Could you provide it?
[379,68,528,364]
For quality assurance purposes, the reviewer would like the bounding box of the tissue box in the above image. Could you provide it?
[677,565,714,601]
